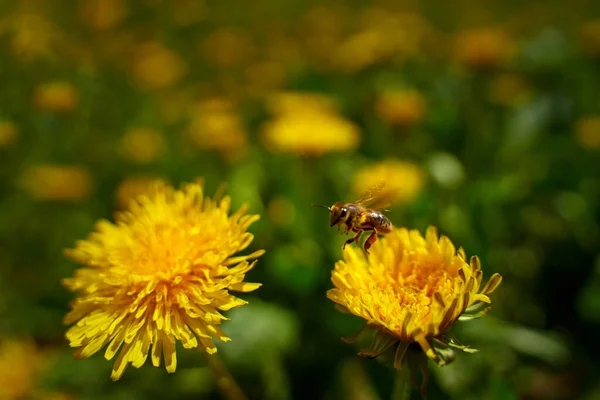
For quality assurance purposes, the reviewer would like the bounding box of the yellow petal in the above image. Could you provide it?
[228,282,261,293]
[481,273,503,295]
[110,341,133,381]
[415,334,438,361]
[162,335,177,374]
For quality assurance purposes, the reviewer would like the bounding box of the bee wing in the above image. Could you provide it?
[369,197,394,212]
[355,181,396,211]
[355,182,386,205]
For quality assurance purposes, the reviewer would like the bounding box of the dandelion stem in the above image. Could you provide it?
[390,365,412,400]
[205,353,248,400]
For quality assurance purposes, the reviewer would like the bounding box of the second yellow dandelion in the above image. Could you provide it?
[328,226,502,370]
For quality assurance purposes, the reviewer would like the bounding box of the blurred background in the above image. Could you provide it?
[1,0,599,399]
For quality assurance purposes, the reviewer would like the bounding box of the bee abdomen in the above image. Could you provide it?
[360,211,393,233]
[378,215,393,233]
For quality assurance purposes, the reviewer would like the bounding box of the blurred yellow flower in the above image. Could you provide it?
[261,92,359,156]
[79,0,126,30]
[33,82,79,113]
[0,338,44,399]
[201,27,255,68]
[330,10,432,72]
[332,29,393,72]
[21,165,93,202]
[358,9,433,56]
[353,160,425,205]
[580,20,600,57]
[575,116,600,150]
[187,98,248,160]
[265,91,338,115]
[115,176,164,209]
[328,226,502,368]
[454,28,513,70]
[375,89,427,127]
[120,127,165,164]
[0,121,18,148]
[131,41,187,91]
[63,179,264,380]
[489,73,530,107]
[171,0,207,26]
[3,13,59,61]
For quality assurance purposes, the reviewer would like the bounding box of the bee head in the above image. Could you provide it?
[329,202,349,227]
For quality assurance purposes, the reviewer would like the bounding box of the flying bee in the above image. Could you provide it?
[313,183,394,255]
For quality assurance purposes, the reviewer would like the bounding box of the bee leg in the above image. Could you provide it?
[363,230,378,255]
[343,230,363,250]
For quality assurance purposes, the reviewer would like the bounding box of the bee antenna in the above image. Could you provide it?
[311,203,331,212]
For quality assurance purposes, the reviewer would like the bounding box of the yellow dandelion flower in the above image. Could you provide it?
[261,93,359,156]
[261,111,360,156]
[353,160,425,206]
[332,29,393,73]
[0,121,18,148]
[21,164,93,202]
[575,116,600,150]
[330,11,432,73]
[264,91,338,115]
[580,20,600,57]
[327,226,502,369]
[0,337,68,400]
[454,28,514,70]
[0,337,45,399]
[4,13,59,61]
[120,127,165,164]
[33,81,79,113]
[375,89,427,127]
[63,179,264,380]
[79,0,127,31]
[358,11,432,55]
[187,98,248,160]
[131,41,187,91]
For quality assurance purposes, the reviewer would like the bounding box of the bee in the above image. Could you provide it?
[313,183,394,255]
